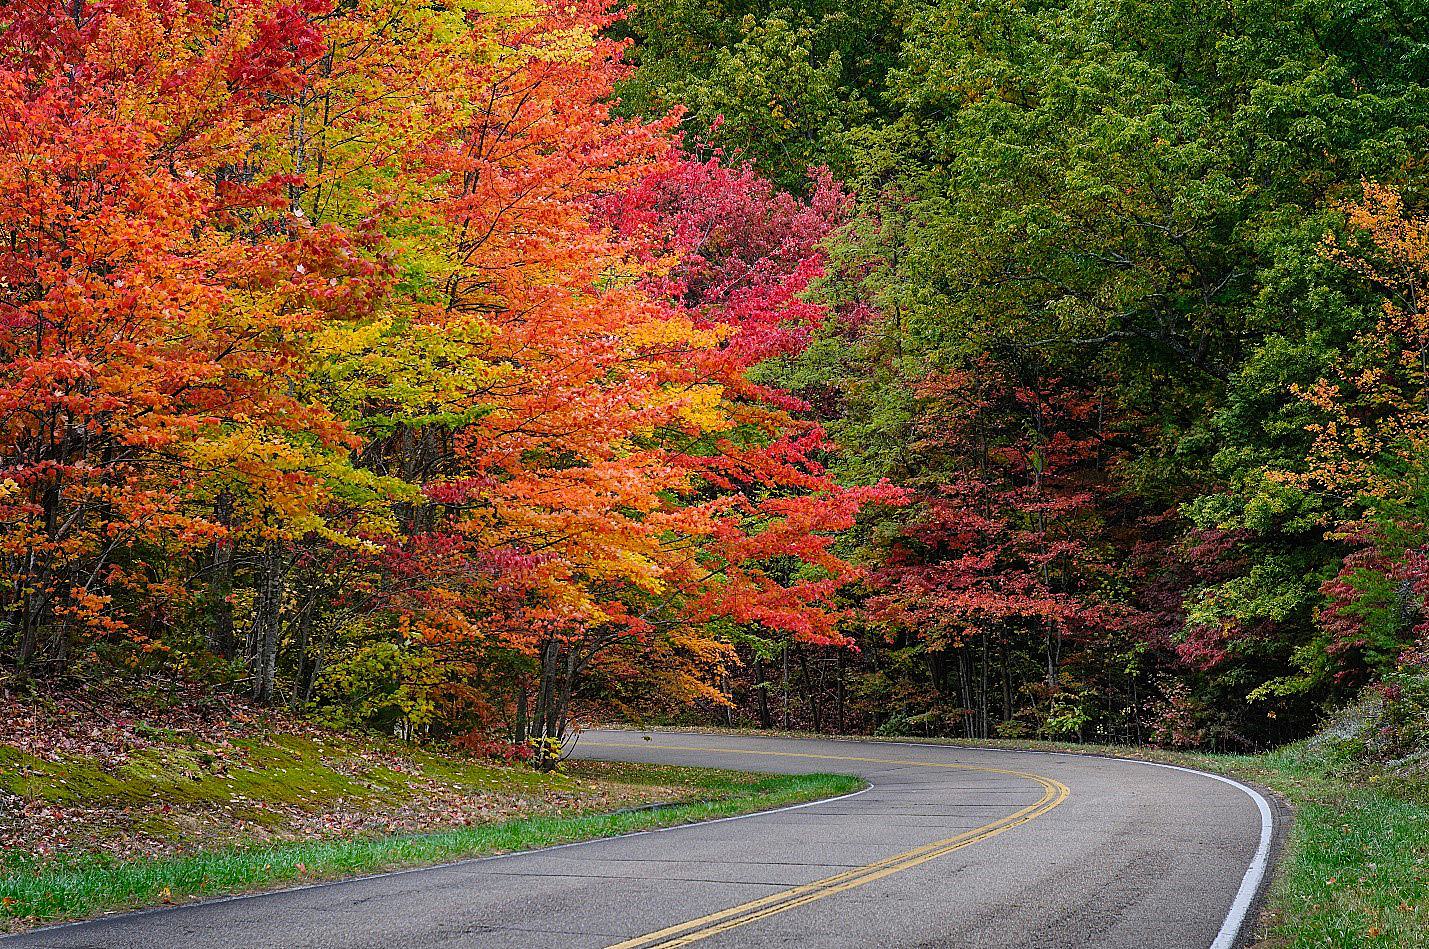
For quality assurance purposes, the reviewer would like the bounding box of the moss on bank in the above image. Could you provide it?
[0,723,861,931]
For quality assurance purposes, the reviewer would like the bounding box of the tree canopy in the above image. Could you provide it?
[7,0,1429,753]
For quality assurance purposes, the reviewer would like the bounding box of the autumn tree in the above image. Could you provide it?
[858,363,1138,740]
[0,0,893,757]
[1275,186,1429,693]
[781,0,1429,745]
[0,0,368,681]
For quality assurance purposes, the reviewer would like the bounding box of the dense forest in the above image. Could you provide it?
[5,0,1429,758]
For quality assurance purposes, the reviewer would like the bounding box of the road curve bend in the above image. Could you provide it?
[5,730,1281,949]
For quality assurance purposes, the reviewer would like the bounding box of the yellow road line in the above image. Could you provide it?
[587,742,1070,949]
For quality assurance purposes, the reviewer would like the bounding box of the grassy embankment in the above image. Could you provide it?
[0,724,858,932]
[1216,741,1428,948]
[629,724,1428,949]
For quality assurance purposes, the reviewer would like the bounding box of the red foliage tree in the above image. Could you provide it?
[867,364,1124,738]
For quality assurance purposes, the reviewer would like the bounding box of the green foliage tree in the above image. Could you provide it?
[781,0,1429,744]
[614,0,904,188]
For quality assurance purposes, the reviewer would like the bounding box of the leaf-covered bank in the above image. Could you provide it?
[0,695,859,931]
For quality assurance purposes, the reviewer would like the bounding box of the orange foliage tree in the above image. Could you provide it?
[0,0,889,754]
[0,0,365,675]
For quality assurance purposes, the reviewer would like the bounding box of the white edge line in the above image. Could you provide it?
[868,738,1274,949]
[602,730,1276,949]
[1141,762,1274,949]
[8,782,874,939]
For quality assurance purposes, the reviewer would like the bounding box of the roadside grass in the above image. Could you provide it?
[1209,743,1429,949]
[622,724,1429,948]
[1,716,862,933]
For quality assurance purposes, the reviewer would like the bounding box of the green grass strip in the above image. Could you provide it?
[2,771,862,930]
[1220,745,1429,949]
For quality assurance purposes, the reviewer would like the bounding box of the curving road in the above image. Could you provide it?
[5,730,1281,948]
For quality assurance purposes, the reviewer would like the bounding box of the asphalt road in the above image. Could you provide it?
[5,730,1281,948]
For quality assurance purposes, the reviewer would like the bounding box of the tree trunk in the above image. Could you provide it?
[780,645,790,730]
[289,606,313,710]
[249,540,286,705]
[753,654,771,729]
[554,647,577,737]
[979,633,989,739]
[15,480,62,668]
[535,639,560,736]
[514,685,529,744]
[206,496,239,659]
[529,639,567,769]
[1130,673,1143,746]
[300,649,322,705]
[1001,640,1012,725]
[1045,630,1057,691]
[797,646,821,733]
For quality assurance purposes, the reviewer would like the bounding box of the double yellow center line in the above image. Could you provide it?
[585,742,1070,949]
